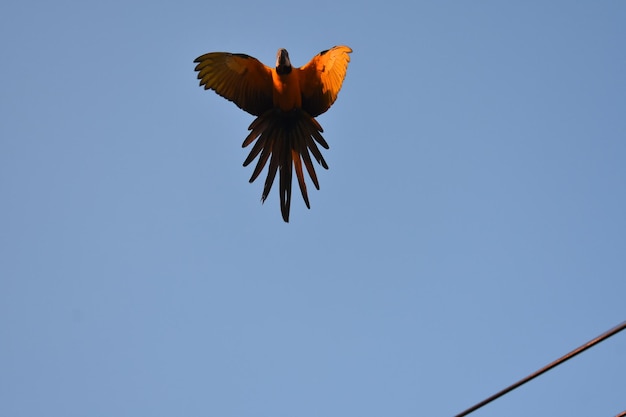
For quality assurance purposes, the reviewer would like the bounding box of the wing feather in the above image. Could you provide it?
[298,46,352,117]
[194,52,274,116]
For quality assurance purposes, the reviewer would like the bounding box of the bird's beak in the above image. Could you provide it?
[276,48,292,70]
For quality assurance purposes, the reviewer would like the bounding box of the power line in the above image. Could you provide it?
[455,320,626,417]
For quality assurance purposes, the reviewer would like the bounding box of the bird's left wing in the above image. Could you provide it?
[194,52,274,116]
[298,46,352,117]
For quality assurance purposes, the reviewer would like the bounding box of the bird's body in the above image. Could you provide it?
[272,71,300,110]
[194,46,352,222]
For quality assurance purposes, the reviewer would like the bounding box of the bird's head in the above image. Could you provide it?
[275,48,292,75]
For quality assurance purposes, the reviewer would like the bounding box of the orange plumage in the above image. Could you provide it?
[194,46,352,222]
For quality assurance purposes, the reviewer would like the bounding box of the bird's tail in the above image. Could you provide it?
[242,108,329,222]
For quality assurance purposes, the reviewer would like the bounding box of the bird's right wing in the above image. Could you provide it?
[194,52,274,116]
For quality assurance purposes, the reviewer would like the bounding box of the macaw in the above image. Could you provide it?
[193,46,352,222]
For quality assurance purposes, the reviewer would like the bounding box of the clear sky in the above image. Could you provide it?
[1,1,625,416]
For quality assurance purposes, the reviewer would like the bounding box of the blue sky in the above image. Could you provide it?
[1,1,625,416]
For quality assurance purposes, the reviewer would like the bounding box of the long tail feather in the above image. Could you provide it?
[278,134,292,221]
[292,149,310,208]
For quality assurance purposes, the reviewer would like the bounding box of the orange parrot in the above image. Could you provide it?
[193,45,352,222]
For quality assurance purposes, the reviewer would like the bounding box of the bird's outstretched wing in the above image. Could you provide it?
[194,52,274,116]
[299,46,352,117]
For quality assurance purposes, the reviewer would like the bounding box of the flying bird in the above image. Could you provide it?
[193,45,352,222]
